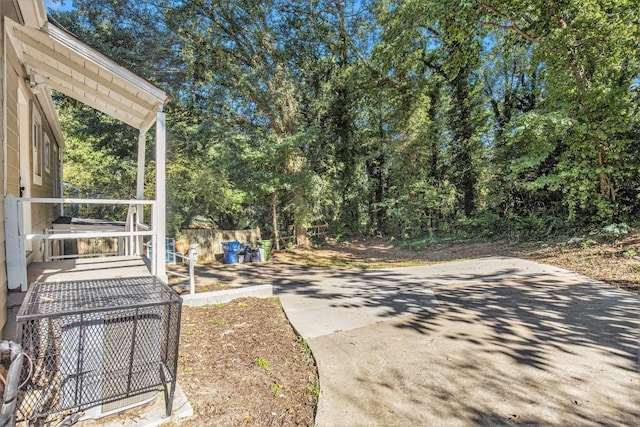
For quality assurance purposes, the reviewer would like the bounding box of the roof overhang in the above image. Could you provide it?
[5,17,169,130]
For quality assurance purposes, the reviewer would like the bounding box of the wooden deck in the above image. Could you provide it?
[27,255,152,283]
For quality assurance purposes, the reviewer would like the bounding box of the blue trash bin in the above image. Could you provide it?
[223,241,241,264]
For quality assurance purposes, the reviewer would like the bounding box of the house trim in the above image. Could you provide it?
[15,0,47,29]
[5,17,168,130]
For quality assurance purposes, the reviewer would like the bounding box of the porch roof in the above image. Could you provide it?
[5,17,169,130]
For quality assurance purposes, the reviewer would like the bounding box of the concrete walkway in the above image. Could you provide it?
[274,257,640,426]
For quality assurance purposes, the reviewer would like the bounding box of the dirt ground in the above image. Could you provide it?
[267,233,640,294]
[176,298,318,426]
[519,236,640,295]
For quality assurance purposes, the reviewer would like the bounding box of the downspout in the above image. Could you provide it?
[0,340,24,427]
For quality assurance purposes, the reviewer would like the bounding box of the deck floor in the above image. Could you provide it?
[27,255,152,283]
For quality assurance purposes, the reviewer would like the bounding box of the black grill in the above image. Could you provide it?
[16,276,182,423]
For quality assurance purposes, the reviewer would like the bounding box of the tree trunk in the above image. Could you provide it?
[450,68,478,217]
[428,81,442,180]
[286,149,310,247]
[271,192,280,251]
[294,224,311,248]
[597,151,616,201]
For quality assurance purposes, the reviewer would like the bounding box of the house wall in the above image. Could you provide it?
[29,103,60,261]
[0,2,61,336]
[0,0,22,337]
[6,39,20,196]
[5,41,59,264]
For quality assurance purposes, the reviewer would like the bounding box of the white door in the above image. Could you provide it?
[18,85,32,251]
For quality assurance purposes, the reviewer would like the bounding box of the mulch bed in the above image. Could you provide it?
[175,297,318,425]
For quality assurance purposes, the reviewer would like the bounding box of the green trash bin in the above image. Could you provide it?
[257,240,273,261]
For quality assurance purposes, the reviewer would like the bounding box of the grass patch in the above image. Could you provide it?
[270,382,284,397]
[255,357,270,371]
[198,281,231,292]
[310,257,433,269]
[298,336,312,356]
[307,379,320,405]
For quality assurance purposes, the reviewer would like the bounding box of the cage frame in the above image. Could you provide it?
[16,276,182,422]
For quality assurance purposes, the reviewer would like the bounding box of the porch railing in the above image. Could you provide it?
[150,243,199,295]
[4,195,159,291]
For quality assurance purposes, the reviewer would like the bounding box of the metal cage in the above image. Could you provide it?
[16,276,182,423]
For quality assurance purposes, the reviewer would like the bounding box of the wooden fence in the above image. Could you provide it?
[65,237,120,257]
[278,223,329,245]
[180,224,328,262]
[180,228,262,262]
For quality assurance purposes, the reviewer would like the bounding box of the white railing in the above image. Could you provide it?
[4,195,159,291]
[147,243,199,295]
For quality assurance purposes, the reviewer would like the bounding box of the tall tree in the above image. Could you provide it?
[476,0,640,222]
[166,0,316,244]
[373,0,487,227]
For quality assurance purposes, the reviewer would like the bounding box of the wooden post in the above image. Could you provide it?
[154,111,167,283]
[128,206,135,256]
[135,130,146,256]
[136,131,146,200]
[4,195,28,291]
[188,243,198,295]
[44,228,49,262]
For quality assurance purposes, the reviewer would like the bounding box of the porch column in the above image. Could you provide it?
[4,195,28,291]
[154,111,167,282]
[135,130,146,256]
[136,131,146,200]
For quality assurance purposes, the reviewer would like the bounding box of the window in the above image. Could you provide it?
[53,144,60,197]
[53,143,63,198]
[32,109,42,185]
[44,134,50,173]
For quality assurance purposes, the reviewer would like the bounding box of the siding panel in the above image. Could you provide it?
[6,41,20,197]
[0,15,5,337]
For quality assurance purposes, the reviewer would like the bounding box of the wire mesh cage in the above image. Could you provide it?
[15,276,182,423]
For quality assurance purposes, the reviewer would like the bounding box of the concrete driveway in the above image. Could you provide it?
[274,257,640,426]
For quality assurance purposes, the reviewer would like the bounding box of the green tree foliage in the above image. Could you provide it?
[165,0,324,244]
[53,0,640,242]
[476,0,640,224]
[57,106,136,220]
[371,0,488,233]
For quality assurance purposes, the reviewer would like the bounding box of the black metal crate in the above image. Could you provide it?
[16,276,182,423]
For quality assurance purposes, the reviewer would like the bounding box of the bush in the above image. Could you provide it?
[600,223,630,238]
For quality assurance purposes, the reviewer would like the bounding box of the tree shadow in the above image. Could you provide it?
[264,259,640,425]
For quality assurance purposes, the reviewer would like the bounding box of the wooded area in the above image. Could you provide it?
[52,0,640,244]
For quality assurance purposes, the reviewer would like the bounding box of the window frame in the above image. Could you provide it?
[44,133,50,174]
[32,107,43,186]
